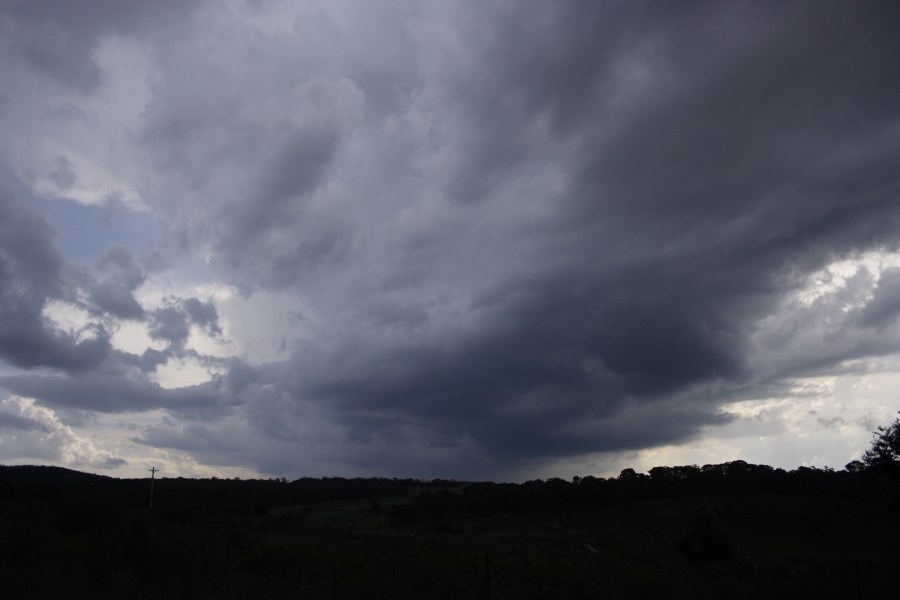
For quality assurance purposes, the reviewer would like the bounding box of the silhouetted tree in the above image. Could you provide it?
[851,413,900,513]
[861,412,900,467]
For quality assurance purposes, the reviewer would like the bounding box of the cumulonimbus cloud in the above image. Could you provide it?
[0,0,899,479]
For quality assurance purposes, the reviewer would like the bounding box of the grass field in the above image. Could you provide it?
[1,468,898,599]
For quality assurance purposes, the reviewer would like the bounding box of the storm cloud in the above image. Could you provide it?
[0,0,898,479]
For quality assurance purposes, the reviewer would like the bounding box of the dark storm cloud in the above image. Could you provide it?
[0,190,111,372]
[277,293,738,463]
[241,0,900,469]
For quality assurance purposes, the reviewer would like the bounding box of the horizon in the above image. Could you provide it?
[0,455,871,484]
[0,444,883,485]
[1,0,899,482]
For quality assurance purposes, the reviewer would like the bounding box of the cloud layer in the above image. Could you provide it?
[0,0,899,478]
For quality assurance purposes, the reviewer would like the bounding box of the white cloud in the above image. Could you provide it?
[42,299,93,336]
[0,395,124,469]
[110,319,163,354]
[150,355,220,389]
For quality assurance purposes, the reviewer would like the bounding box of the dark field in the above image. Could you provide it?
[1,464,898,599]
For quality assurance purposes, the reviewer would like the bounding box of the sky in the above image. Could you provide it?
[0,0,899,481]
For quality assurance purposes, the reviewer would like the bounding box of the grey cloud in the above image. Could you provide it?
[181,297,222,336]
[1,325,112,374]
[815,415,846,430]
[240,0,900,469]
[3,0,900,478]
[148,296,223,348]
[0,189,61,296]
[42,100,94,123]
[134,420,295,475]
[48,155,76,191]
[133,18,367,291]
[11,19,104,92]
[99,456,128,469]
[135,347,171,373]
[207,97,359,292]
[0,410,50,433]
[0,189,111,372]
[235,126,341,238]
[416,1,645,206]
[854,269,900,331]
[148,306,190,347]
[235,0,898,475]
[71,245,146,320]
[274,298,738,465]
[0,350,240,418]
[0,0,199,91]
[750,265,900,384]
[0,395,129,468]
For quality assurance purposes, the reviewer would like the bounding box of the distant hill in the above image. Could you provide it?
[0,464,112,486]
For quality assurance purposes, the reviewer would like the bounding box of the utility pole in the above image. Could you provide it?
[149,467,158,508]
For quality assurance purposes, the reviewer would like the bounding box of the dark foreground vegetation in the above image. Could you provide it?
[2,455,899,600]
